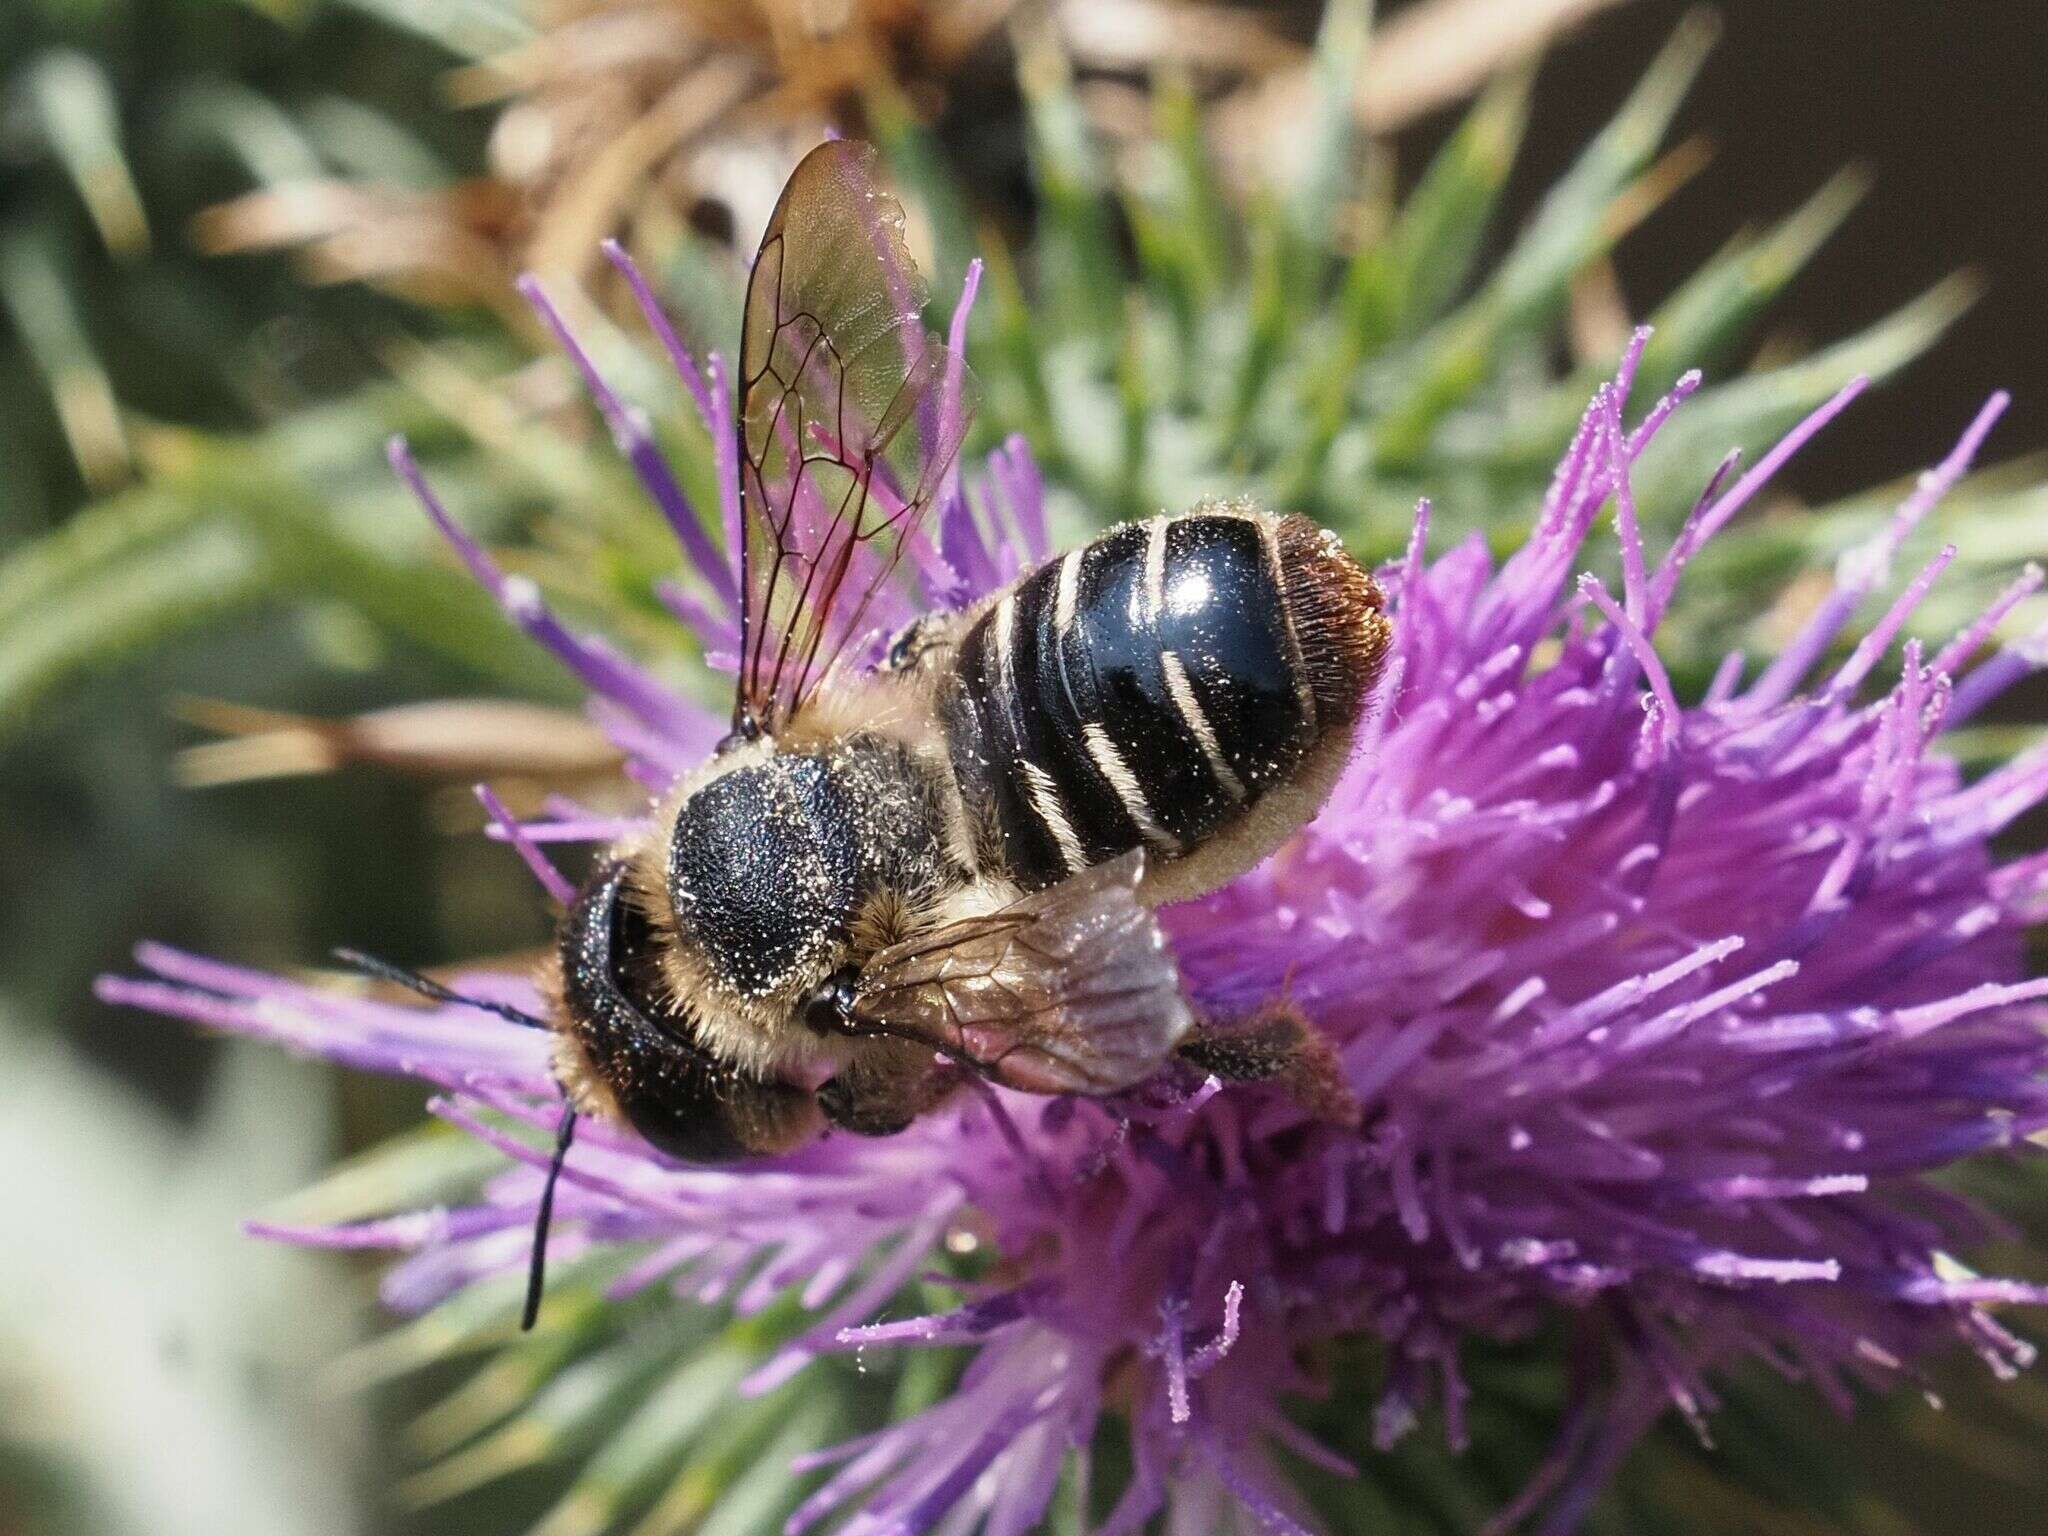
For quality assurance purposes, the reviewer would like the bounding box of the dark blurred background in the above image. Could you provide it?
[1517,1,2048,499]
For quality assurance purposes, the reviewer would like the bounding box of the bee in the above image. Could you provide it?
[361,140,1390,1327]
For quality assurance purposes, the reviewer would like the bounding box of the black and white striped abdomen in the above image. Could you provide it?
[940,506,1389,892]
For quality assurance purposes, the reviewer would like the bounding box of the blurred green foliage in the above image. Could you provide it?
[0,1030,365,1536]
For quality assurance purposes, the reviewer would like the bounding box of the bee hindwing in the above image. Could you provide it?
[850,851,1191,1093]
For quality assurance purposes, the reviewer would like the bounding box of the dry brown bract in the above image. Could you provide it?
[196,1,1627,312]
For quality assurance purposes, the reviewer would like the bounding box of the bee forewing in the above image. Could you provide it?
[735,139,978,732]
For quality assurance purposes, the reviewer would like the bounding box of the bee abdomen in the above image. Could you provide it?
[943,507,1389,891]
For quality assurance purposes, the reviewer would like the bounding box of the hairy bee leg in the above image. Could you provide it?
[819,1048,965,1138]
[1176,1003,1362,1127]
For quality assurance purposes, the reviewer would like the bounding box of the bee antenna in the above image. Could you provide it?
[330,947,550,1032]
[523,1104,578,1332]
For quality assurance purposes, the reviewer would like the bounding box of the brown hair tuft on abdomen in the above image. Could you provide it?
[1274,513,1392,734]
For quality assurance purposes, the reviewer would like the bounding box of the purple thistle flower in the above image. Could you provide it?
[100,266,2048,1534]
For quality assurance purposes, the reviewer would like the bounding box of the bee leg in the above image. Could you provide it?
[1176,1003,1361,1127]
[818,1047,964,1138]
[818,1076,916,1137]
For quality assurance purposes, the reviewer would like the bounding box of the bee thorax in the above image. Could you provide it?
[665,735,957,1002]
[667,756,856,997]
